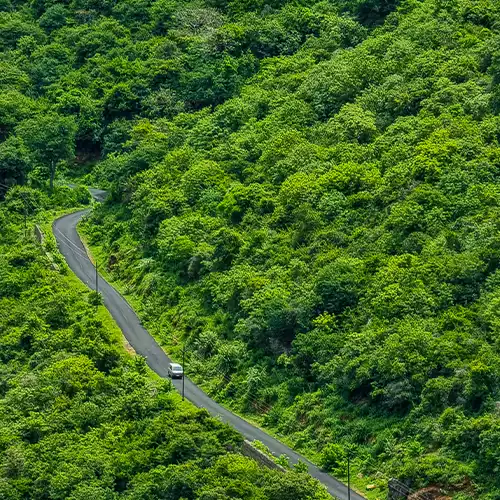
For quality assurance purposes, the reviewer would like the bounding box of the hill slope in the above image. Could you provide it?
[0,202,330,499]
[86,0,500,497]
[3,0,500,497]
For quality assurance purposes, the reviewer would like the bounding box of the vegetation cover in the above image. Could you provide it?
[3,0,500,497]
[0,201,330,499]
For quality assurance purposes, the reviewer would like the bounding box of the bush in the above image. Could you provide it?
[5,186,47,214]
[319,443,347,474]
[50,185,91,208]
[88,290,103,306]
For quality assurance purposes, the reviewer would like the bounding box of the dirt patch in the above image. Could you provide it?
[123,339,136,355]
[409,487,449,500]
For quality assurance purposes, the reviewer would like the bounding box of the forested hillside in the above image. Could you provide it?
[0,0,379,191]
[0,199,331,498]
[3,0,500,497]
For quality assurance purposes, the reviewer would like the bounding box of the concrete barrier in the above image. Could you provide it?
[34,225,44,244]
[241,440,287,473]
[33,225,59,271]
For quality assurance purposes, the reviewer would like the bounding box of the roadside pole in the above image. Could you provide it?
[182,345,185,401]
[347,452,351,500]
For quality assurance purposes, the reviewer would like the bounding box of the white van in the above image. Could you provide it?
[168,363,184,379]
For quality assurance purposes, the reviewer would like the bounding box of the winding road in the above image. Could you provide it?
[53,191,364,500]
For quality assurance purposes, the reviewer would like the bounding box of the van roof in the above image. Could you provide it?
[170,363,182,369]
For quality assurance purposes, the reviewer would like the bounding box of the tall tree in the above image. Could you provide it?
[16,113,76,190]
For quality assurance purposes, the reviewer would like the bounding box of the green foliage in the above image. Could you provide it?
[4,185,47,213]
[76,0,500,496]
[0,136,30,188]
[1,0,373,190]
[293,459,308,473]
[320,444,347,475]
[88,290,103,306]
[15,113,77,189]
[0,199,329,500]
[5,0,500,496]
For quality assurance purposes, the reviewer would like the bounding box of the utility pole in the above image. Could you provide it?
[347,448,351,500]
[95,259,99,294]
[182,345,185,401]
[50,160,55,192]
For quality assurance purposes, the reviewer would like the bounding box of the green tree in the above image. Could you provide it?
[0,136,30,189]
[16,113,76,190]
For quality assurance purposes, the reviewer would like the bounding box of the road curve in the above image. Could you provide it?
[53,207,365,500]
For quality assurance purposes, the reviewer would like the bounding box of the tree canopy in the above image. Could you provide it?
[0,199,330,500]
[3,0,500,497]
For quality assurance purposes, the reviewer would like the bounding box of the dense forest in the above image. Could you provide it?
[0,200,331,498]
[2,0,500,497]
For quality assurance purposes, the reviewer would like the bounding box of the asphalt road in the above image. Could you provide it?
[53,202,365,500]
